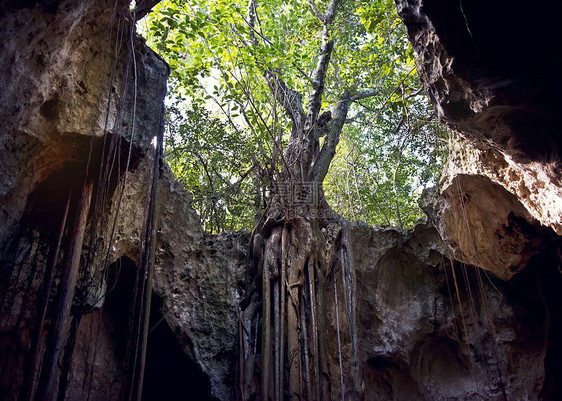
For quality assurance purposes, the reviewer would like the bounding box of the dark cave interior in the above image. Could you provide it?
[142,293,218,401]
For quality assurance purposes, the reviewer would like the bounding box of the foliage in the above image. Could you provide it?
[139,0,448,231]
[320,0,448,228]
[325,108,448,228]
[165,104,265,233]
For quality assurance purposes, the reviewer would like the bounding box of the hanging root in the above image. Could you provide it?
[239,215,338,401]
[333,265,345,401]
[261,226,282,400]
[308,255,320,401]
[340,226,360,401]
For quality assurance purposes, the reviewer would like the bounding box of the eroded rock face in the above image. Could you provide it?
[396,0,562,279]
[355,222,549,400]
[109,156,247,400]
[153,230,248,401]
[346,223,554,400]
[443,138,562,236]
[390,1,562,395]
[293,222,558,400]
[395,0,562,163]
[0,0,166,248]
[0,0,169,399]
[420,136,561,280]
[422,174,548,280]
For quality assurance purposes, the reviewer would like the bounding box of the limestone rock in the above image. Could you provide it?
[396,0,562,279]
[287,222,557,400]
[350,223,553,401]
[0,0,166,249]
[443,138,562,236]
[0,1,169,399]
[151,166,247,401]
[420,136,559,280]
[152,230,247,401]
[423,172,547,280]
[395,0,562,163]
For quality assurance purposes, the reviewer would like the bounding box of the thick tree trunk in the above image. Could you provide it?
[239,167,340,401]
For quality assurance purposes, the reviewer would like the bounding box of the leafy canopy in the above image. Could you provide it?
[139,0,447,232]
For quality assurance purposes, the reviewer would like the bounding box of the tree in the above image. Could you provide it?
[141,0,445,398]
[142,0,445,231]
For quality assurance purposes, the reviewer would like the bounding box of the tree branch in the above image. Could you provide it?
[304,32,334,134]
[264,70,305,134]
[247,0,258,46]
[308,0,339,25]
[324,0,339,25]
[304,0,340,135]
[307,0,324,23]
[350,88,381,102]
[238,9,273,47]
[292,62,317,89]
[311,90,350,182]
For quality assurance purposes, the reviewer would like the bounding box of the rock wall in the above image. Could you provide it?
[395,0,562,277]
[0,0,170,399]
[115,158,248,401]
[391,1,562,397]
[350,223,560,401]
[0,2,243,399]
[395,0,562,163]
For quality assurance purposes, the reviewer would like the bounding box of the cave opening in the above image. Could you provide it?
[0,159,86,285]
[142,293,218,401]
[0,159,89,347]
[104,256,138,360]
